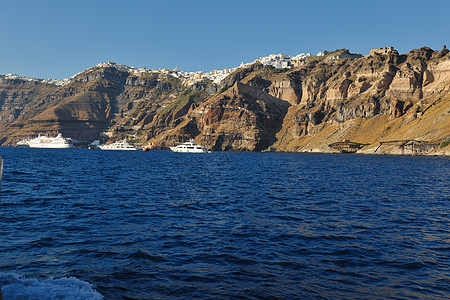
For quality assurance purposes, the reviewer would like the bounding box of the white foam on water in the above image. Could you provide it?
[0,273,104,300]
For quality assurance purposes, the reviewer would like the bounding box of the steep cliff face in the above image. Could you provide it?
[271,46,450,154]
[0,66,209,144]
[1,68,125,142]
[189,81,290,151]
[1,46,449,154]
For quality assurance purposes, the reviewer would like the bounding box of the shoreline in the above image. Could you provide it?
[4,145,449,157]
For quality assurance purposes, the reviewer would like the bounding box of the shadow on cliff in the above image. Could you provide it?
[191,81,291,151]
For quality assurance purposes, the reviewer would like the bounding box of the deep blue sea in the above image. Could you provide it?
[0,147,449,299]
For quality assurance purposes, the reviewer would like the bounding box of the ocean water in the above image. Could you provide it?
[0,147,449,299]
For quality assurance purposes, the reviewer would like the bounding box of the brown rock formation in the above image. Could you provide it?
[1,46,449,155]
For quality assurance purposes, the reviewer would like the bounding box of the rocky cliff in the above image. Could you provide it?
[1,46,449,155]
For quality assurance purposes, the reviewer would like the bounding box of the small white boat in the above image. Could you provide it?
[27,133,73,148]
[98,139,137,150]
[170,139,210,153]
[17,138,30,147]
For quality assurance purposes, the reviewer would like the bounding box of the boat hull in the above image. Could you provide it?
[27,143,73,149]
[98,146,137,151]
[169,147,208,153]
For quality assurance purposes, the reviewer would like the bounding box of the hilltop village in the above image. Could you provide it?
[80,52,319,87]
[3,50,361,88]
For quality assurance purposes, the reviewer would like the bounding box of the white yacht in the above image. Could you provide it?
[27,133,73,148]
[169,139,210,153]
[98,139,137,150]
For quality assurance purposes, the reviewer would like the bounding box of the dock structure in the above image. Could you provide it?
[375,139,441,155]
[328,140,369,154]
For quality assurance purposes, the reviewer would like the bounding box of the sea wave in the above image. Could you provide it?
[0,149,448,299]
[0,273,103,300]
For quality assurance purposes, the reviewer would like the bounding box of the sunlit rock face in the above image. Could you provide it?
[1,47,449,155]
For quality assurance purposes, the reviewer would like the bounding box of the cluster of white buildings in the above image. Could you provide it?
[91,51,317,87]
[168,52,314,86]
[253,52,312,69]
[88,50,361,86]
[95,62,149,76]
[2,73,69,86]
[93,61,241,87]
[3,50,333,88]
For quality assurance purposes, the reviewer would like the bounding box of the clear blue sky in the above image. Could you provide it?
[1,0,449,79]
